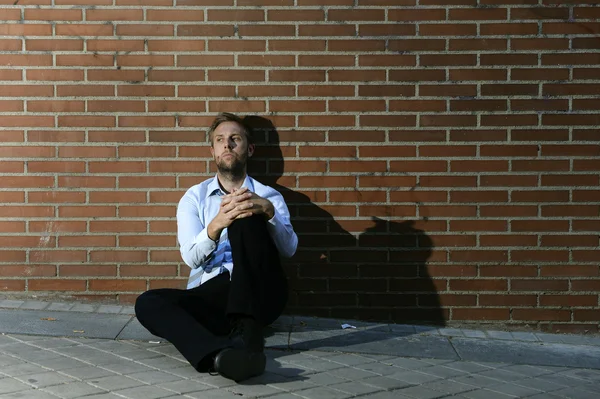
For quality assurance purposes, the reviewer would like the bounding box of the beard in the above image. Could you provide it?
[216,152,247,179]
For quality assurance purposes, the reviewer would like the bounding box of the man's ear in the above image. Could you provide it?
[210,146,215,157]
[248,143,255,157]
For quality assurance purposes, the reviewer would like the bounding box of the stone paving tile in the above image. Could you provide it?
[302,372,348,386]
[328,381,384,396]
[70,304,98,313]
[96,359,155,375]
[184,389,252,399]
[417,364,470,379]
[387,370,442,384]
[326,365,379,380]
[386,357,436,370]
[510,331,539,342]
[419,379,477,395]
[88,375,146,391]
[353,361,402,376]
[477,368,530,382]
[0,300,24,309]
[559,368,600,382]
[158,379,214,394]
[20,301,50,310]
[14,371,76,388]
[59,365,117,380]
[1,390,62,399]
[462,330,487,339]
[325,353,376,366]
[292,386,352,399]
[395,385,449,399]
[511,376,568,392]
[452,374,505,388]
[462,389,514,399]
[127,370,184,385]
[500,363,556,377]
[486,382,543,397]
[0,376,32,394]
[227,382,285,397]
[40,381,107,398]
[360,375,415,390]
[0,362,50,377]
[113,384,178,399]
[552,387,599,399]
[47,302,75,312]
[438,328,465,337]
[485,331,514,340]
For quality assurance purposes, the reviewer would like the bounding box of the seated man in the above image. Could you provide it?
[135,112,298,382]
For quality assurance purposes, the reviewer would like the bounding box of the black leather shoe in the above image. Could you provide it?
[213,347,266,382]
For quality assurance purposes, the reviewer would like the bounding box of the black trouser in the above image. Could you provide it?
[135,215,288,371]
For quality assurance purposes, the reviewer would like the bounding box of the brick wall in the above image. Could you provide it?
[0,1,599,333]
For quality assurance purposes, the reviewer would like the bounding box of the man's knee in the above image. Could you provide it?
[230,214,267,233]
[134,290,161,320]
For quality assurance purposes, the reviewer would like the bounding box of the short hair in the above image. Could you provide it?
[207,112,253,145]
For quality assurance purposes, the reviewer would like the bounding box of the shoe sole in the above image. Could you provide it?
[214,348,266,382]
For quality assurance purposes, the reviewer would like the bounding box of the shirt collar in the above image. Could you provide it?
[206,174,254,198]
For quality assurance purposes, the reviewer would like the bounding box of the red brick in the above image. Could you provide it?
[512,7,570,20]
[0,24,52,36]
[2,85,53,97]
[60,265,116,277]
[87,40,144,51]
[453,308,510,321]
[513,309,571,321]
[208,70,265,82]
[90,250,147,262]
[56,54,114,67]
[26,39,83,51]
[25,9,82,21]
[28,161,85,173]
[238,25,295,36]
[209,101,265,113]
[30,221,86,233]
[116,24,174,36]
[329,40,385,52]
[148,40,204,52]
[512,68,569,81]
[269,40,326,51]
[58,116,115,128]
[512,220,569,232]
[119,146,176,158]
[359,24,415,36]
[58,176,115,189]
[28,100,84,112]
[121,265,177,277]
[57,85,114,97]
[512,279,569,291]
[177,25,235,37]
[450,250,508,262]
[450,279,508,291]
[0,70,22,81]
[541,295,597,307]
[420,24,477,36]
[299,24,356,36]
[359,176,415,188]
[0,100,23,112]
[30,250,87,263]
[481,23,538,35]
[117,55,173,67]
[89,279,146,291]
[0,265,55,277]
[147,9,203,21]
[88,101,145,113]
[119,116,175,128]
[329,9,384,21]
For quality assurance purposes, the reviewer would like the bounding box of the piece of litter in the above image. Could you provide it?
[341,324,356,329]
[41,317,56,321]
[73,330,84,333]
[299,321,307,326]
[149,340,161,344]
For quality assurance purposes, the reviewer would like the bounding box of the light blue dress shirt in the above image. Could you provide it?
[177,174,298,289]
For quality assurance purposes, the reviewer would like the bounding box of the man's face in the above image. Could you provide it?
[210,121,254,176]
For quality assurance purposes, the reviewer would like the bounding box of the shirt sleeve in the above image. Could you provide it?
[177,192,218,269]
[265,192,298,258]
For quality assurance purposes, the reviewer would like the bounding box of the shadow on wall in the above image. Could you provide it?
[243,116,445,327]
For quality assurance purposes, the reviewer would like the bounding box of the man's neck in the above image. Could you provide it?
[216,172,247,194]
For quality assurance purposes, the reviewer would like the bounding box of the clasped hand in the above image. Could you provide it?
[207,187,274,241]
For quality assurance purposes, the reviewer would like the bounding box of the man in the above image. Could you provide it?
[135,112,298,382]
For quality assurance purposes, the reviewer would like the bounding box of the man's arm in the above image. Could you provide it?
[177,194,218,270]
[246,190,298,258]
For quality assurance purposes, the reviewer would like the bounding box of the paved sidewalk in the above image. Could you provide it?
[0,300,599,398]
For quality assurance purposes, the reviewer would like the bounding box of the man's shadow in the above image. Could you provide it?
[243,116,445,329]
